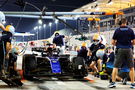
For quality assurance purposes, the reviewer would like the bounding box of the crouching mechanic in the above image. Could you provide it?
[77,42,88,64]
[7,47,23,86]
[117,63,130,85]
[88,33,106,76]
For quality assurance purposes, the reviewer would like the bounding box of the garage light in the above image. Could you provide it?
[55,20,58,24]
[34,26,38,30]
[38,19,43,24]
[49,22,52,27]
[38,26,42,29]
[43,24,46,28]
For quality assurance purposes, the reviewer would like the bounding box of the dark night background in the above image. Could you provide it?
[0,0,93,40]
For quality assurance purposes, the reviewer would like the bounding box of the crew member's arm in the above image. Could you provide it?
[53,43,57,48]
[106,58,110,62]
[0,23,6,31]
[14,62,17,71]
[5,42,12,59]
[6,42,12,53]
[64,35,69,41]
[111,39,117,46]
[52,37,56,45]
[97,25,100,35]
[61,35,65,38]
[132,39,135,45]
[87,45,93,56]
[131,30,135,45]
[87,49,92,56]
[112,29,118,46]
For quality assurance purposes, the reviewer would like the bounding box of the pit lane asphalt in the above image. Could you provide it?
[0,74,133,90]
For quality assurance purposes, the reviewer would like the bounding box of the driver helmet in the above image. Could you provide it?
[0,11,6,24]
[92,33,101,45]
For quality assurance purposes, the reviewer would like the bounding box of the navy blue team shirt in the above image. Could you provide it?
[77,46,88,60]
[89,43,105,61]
[1,31,12,43]
[113,26,135,48]
[53,35,65,46]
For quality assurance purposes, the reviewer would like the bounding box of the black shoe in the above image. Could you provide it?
[122,78,127,85]
[94,72,100,78]
[130,83,135,89]
[109,78,112,83]
[108,82,116,88]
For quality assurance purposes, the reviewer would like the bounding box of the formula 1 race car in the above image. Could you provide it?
[22,44,88,80]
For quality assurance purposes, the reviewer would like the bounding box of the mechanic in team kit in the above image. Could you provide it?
[53,32,65,47]
[88,33,106,76]
[53,32,66,54]
[77,42,88,64]
[108,18,135,89]
[7,47,23,86]
[0,25,15,77]
[0,11,23,86]
[105,47,114,76]
[117,63,130,85]
[0,11,11,76]
[105,47,130,84]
